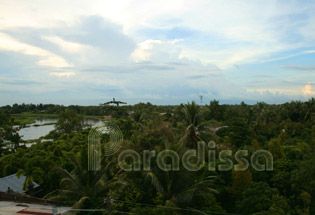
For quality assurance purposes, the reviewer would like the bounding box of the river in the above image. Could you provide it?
[18,118,104,141]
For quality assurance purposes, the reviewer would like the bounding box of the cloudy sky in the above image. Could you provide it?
[0,0,314,105]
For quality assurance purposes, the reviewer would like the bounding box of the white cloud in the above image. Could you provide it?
[43,36,91,53]
[131,39,162,62]
[1,0,314,68]
[49,71,76,77]
[261,50,315,63]
[302,84,315,97]
[0,1,314,105]
[246,87,301,97]
[0,33,73,68]
[131,39,181,62]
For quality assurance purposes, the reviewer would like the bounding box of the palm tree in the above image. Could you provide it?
[132,109,145,130]
[179,101,211,147]
[303,98,315,122]
[146,142,218,210]
[44,149,122,210]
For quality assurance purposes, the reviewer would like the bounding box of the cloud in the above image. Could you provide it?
[1,0,315,69]
[131,39,181,62]
[0,33,73,68]
[49,71,76,77]
[299,15,315,42]
[302,84,315,97]
[261,50,315,63]
[281,64,315,71]
[1,15,137,68]
[0,77,42,86]
[42,36,91,53]
[131,40,159,62]
[0,2,315,105]
[135,26,196,40]
[67,16,136,65]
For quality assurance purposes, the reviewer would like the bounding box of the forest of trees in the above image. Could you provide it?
[0,99,314,215]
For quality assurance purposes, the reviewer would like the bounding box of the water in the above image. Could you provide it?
[18,119,57,140]
[18,118,104,141]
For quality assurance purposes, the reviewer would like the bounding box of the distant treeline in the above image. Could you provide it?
[1,99,314,122]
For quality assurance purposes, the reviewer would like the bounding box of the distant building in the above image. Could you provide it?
[104,115,112,120]
[0,174,39,194]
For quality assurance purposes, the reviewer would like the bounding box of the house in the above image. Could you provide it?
[0,174,39,194]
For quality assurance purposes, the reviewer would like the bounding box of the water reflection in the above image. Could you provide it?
[18,118,104,141]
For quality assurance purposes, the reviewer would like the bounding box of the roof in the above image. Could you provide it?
[0,174,39,193]
[0,201,71,215]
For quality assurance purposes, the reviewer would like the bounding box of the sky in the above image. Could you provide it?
[0,0,314,106]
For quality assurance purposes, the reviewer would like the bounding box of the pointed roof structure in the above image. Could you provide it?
[103,98,127,106]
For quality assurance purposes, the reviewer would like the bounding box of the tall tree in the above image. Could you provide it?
[0,110,20,155]
[55,109,83,134]
[179,101,211,147]
[146,142,218,210]
[44,149,122,210]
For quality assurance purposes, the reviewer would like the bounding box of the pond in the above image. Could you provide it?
[18,118,104,141]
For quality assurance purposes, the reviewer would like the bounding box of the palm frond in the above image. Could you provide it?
[72,196,90,209]
[147,171,165,195]
[44,189,78,202]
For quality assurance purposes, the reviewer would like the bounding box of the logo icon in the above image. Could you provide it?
[88,122,123,170]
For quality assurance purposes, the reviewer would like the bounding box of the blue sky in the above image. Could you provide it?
[0,0,314,105]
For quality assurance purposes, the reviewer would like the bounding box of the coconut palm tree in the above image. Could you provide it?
[132,109,145,130]
[146,142,218,209]
[147,169,217,207]
[44,149,123,210]
[179,101,212,147]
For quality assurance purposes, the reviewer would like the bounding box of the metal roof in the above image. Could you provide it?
[0,201,71,215]
[0,174,39,193]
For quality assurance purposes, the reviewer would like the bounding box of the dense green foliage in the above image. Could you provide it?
[0,99,314,215]
[0,110,20,155]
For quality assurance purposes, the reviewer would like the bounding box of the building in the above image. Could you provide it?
[0,201,71,215]
[0,174,39,194]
